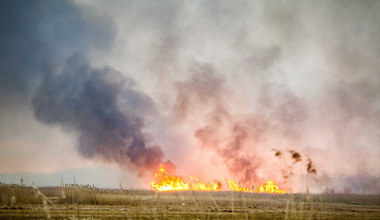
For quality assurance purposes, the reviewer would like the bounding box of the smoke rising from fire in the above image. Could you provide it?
[32,56,169,175]
[1,0,380,193]
[174,64,312,186]
[0,0,170,176]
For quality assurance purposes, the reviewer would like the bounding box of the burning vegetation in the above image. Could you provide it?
[150,164,285,194]
[255,180,286,194]
[149,148,321,194]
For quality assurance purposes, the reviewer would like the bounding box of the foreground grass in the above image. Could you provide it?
[1,184,380,219]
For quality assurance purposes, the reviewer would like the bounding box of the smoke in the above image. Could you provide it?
[0,0,171,176]
[173,65,261,184]
[32,56,170,174]
[174,64,311,186]
[150,1,380,192]
[0,0,114,101]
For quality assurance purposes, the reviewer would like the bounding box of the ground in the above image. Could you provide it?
[1,185,380,219]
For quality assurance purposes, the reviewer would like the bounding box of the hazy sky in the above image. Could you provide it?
[1,0,380,193]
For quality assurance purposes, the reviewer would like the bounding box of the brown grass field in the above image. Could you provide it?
[1,183,380,219]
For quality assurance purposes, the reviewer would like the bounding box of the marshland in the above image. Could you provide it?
[1,183,380,219]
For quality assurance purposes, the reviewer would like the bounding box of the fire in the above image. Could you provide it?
[150,164,285,194]
[190,177,222,191]
[150,164,189,191]
[228,180,250,192]
[255,180,285,194]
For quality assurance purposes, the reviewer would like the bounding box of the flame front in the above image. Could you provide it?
[255,180,285,194]
[150,164,189,191]
[228,180,250,192]
[150,164,285,194]
[190,177,222,191]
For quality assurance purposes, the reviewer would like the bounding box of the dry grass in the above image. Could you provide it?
[1,183,380,219]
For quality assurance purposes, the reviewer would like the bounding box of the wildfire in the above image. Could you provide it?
[150,164,286,194]
[255,180,285,194]
[150,164,189,191]
[190,177,222,191]
[228,180,250,192]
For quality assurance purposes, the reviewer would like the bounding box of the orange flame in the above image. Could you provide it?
[227,180,250,192]
[255,180,285,194]
[150,164,285,194]
[190,177,222,191]
[150,164,189,191]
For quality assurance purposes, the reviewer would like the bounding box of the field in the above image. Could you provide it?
[1,184,380,219]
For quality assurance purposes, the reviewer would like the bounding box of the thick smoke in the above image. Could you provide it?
[32,56,169,174]
[0,0,170,176]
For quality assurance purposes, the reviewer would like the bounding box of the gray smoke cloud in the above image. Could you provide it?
[0,0,114,101]
[0,0,171,176]
[32,55,168,174]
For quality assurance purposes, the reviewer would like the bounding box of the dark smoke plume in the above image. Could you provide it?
[0,0,171,176]
[32,56,169,174]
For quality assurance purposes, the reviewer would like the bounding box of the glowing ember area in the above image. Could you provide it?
[150,164,286,194]
[255,180,285,194]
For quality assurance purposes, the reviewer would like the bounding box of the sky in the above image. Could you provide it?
[1,0,380,193]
